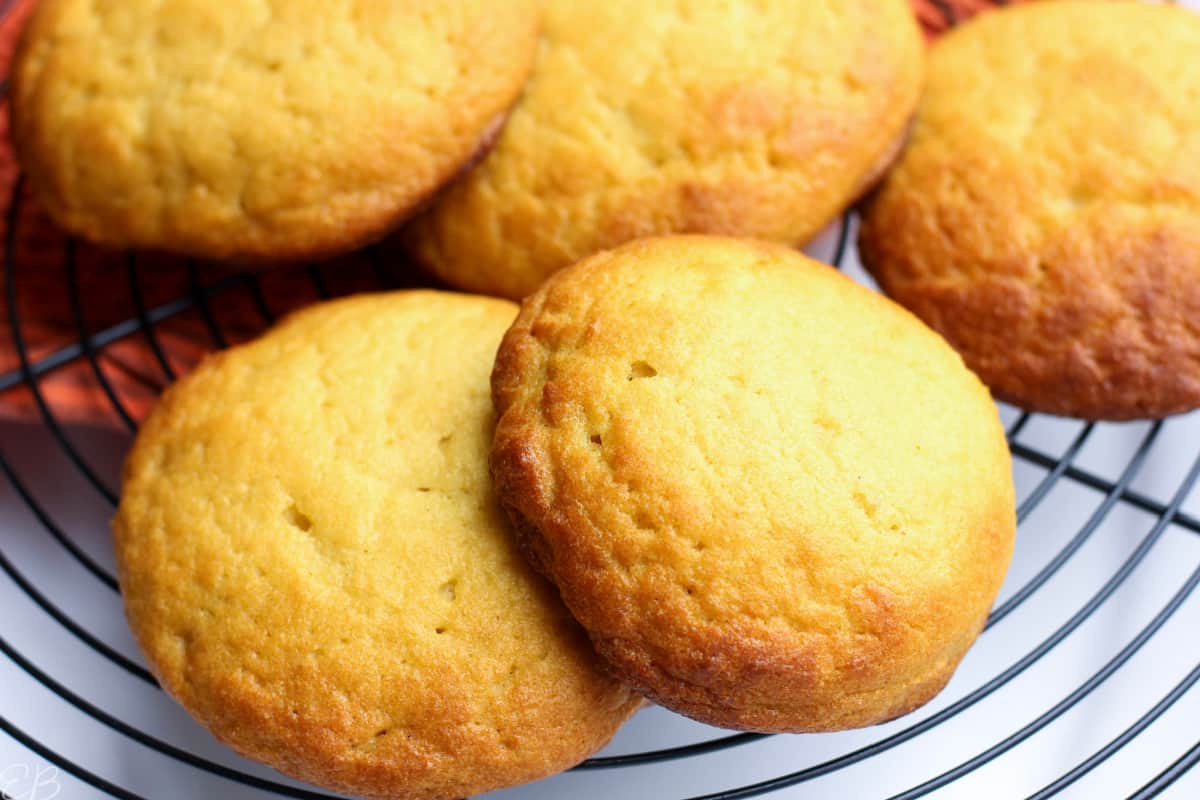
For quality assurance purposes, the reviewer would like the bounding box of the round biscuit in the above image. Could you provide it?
[490,236,1016,732]
[406,0,924,299]
[114,291,640,800]
[12,0,540,263]
[859,0,1200,420]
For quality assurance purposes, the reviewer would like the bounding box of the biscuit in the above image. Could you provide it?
[490,236,1016,733]
[113,292,640,800]
[859,0,1200,420]
[12,0,539,263]
[406,0,924,299]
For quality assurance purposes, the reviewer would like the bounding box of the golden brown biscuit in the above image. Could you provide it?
[114,292,640,800]
[859,0,1200,420]
[406,0,924,299]
[491,236,1015,732]
[12,0,539,263]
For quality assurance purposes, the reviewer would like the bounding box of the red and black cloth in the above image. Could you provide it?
[0,0,1027,426]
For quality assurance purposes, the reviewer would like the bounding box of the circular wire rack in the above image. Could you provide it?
[3,3,1200,799]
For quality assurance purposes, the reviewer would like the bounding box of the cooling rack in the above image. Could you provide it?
[3,3,1200,800]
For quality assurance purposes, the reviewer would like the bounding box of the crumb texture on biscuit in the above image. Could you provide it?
[113,292,639,800]
[491,236,1015,732]
[859,0,1200,420]
[12,0,539,262]
[406,0,923,299]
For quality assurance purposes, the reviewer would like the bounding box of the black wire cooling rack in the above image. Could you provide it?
[3,4,1200,799]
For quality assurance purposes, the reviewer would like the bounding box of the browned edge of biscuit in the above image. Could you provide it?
[268,103,519,268]
[490,361,988,732]
[486,245,1002,732]
[9,19,523,268]
[856,207,1200,421]
[113,292,642,799]
[849,114,916,212]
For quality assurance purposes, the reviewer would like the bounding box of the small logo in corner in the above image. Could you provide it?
[0,761,61,800]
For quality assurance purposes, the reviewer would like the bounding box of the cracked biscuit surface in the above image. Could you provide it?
[859,0,1200,420]
[13,0,539,263]
[113,292,640,800]
[406,0,923,299]
[490,236,1015,732]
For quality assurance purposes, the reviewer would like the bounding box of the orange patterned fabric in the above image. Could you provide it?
[913,0,1029,38]
[0,0,1025,426]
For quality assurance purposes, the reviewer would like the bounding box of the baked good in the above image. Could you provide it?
[12,0,539,263]
[859,0,1200,420]
[113,292,640,800]
[405,0,924,299]
[490,236,1015,732]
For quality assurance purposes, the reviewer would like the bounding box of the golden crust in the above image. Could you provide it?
[12,0,539,264]
[113,292,640,800]
[859,0,1200,420]
[490,236,1015,732]
[405,0,924,300]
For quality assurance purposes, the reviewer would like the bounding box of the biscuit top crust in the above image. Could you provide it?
[13,0,539,262]
[859,0,1200,419]
[407,0,923,299]
[114,292,639,800]
[491,236,1015,731]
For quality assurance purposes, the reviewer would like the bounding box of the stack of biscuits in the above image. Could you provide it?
[11,0,1198,797]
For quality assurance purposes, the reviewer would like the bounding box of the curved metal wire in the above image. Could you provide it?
[1015,423,1095,522]
[0,488,145,682]
[985,422,1161,630]
[242,274,276,323]
[0,289,234,395]
[1010,441,1200,535]
[1131,738,1200,800]
[683,471,1200,800]
[1,192,337,793]
[1029,662,1200,799]
[65,239,139,433]
[613,415,1172,791]
[1,168,1197,798]
[883,452,1200,800]
[186,262,229,350]
[584,418,1162,771]
[4,178,120,505]
[125,256,177,383]
[0,451,120,592]
[0,713,144,800]
[1007,412,1031,440]
[0,635,346,800]
[831,214,852,268]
